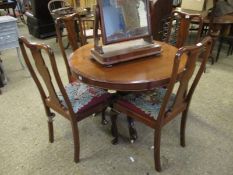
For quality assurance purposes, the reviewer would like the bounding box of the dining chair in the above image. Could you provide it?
[163,10,203,48]
[55,13,85,83]
[19,36,111,163]
[112,36,212,172]
[48,0,74,19]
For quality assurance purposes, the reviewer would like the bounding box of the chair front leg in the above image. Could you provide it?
[154,128,162,172]
[180,109,188,147]
[48,113,55,143]
[71,121,80,163]
[127,116,138,143]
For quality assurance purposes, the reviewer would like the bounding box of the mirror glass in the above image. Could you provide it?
[100,0,150,44]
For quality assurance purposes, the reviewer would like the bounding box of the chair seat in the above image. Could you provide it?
[116,88,175,120]
[58,81,111,114]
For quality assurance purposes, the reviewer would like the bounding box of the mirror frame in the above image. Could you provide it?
[97,0,152,45]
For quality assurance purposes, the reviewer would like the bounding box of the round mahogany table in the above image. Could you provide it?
[69,42,187,91]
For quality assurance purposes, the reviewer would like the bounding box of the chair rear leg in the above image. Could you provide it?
[71,122,80,163]
[101,107,108,125]
[127,116,138,143]
[110,112,118,145]
[180,109,188,147]
[154,129,162,172]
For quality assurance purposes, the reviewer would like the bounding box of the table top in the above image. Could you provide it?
[69,41,187,91]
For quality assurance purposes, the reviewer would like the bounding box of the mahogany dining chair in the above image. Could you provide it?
[55,13,85,82]
[163,10,203,48]
[112,36,212,172]
[19,36,111,163]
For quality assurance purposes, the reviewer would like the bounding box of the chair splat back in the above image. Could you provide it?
[165,11,203,48]
[159,36,212,123]
[19,37,74,116]
[56,13,84,52]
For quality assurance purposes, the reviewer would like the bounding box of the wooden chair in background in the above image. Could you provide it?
[55,13,85,83]
[19,36,111,163]
[48,0,74,18]
[163,10,203,48]
[112,36,212,172]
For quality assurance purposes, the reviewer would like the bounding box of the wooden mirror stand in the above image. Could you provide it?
[91,1,162,66]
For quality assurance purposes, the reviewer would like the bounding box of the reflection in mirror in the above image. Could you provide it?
[101,0,149,43]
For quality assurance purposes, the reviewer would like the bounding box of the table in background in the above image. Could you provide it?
[0,15,24,68]
[0,0,17,17]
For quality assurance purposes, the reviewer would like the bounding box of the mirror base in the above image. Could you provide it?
[91,39,162,66]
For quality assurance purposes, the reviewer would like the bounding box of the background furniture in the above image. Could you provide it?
[55,13,85,82]
[150,0,173,40]
[112,37,212,172]
[0,0,17,17]
[0,57,7,94]
[26,0,55,38]
[164,10,203,48]
[19,36,111,164]
[0,15,24,68]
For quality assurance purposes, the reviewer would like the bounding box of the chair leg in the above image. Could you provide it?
[110,112,118,145]
[154,129,162,172]
[216,37,223,62]
[127,116,138,143]
[48,113,55,143]
[227,43,231,56]
[45,107,55,143]
[71,122,80,163]
[101,107,108,125]
[180,109,188,147]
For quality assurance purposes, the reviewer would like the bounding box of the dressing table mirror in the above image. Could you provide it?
[91,0,161,65]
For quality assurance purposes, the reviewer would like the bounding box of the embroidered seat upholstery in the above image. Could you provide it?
[117,88,175,120]
[58,82,111,114]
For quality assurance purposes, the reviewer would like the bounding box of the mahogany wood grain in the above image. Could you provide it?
[69,41,187,91]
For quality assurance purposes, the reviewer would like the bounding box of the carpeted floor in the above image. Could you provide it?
[0,22,233,175]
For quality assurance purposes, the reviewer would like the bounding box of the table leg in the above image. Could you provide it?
[12,8,16,18]
[16,47,25,69]
[216,37,223,62]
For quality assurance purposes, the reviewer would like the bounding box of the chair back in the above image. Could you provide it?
[158,36,212,123]
[55,13,85,82]
[18,37,74,116]
[164,11,203,48]
[48,0,71,14]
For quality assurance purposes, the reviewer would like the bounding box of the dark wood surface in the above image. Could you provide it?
[69,41,187,91]
[0,0,17,17]
[150,0,173,40]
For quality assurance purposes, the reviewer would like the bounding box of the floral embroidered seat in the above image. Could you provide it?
[117,88,175,120]
[58,81,111,114]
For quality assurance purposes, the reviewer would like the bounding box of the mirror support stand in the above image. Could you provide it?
[94,5,104,54]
